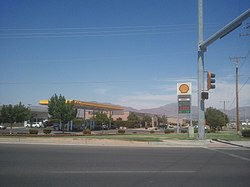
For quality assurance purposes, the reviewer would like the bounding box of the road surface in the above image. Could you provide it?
[0,144,249,187]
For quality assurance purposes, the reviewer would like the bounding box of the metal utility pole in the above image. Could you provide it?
[230,57,246,134]
[220,101,229,114]
[198,0,205,139]
[197,0,250,139]
[220,101,229,126]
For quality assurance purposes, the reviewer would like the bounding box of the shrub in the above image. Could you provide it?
[73,118,85,125]
[83,129,91,135]
[150,130,155,134]
[180,128,188,133]
[206,129,216,133]
[118,129,125,134]
[241,129,250,137]
[43,128,52,134]
[29,129,38,134]
[164,129,174,134]
[113,120,130,129]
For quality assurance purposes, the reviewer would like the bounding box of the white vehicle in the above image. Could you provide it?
[24,121,43,128]
[32,122,43,128]
[24,121,31,128]
[0,125,7,130]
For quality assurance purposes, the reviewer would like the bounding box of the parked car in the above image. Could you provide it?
[53,123,60,131]
[0,125,7,130]
[24,121,43,128]
[32,122,43,128]
[72,125,84,132]
[24,121,31,128]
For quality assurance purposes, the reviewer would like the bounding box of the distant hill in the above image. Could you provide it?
[123,103,197,118]
[123,103,250,121]
[226,106,250,121]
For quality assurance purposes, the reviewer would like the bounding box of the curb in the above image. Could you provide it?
[213,139,250,149]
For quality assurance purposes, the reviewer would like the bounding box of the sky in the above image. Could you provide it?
[0,0,250,110]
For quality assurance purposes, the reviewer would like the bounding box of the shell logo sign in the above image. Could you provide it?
[177,83,192,95]
[177,82,192,114]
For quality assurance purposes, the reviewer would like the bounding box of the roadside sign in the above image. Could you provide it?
[177,83,192,114]
[178,95,191,114]
[177,82,192,95]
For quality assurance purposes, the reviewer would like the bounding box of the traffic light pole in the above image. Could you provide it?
[197,0,250,139]
[198,0,205,139]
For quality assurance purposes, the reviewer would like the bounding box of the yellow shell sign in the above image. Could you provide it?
[177,82,191,95]
[179,84,189,93]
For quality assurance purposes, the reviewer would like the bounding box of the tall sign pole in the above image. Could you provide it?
[198,0,205,139]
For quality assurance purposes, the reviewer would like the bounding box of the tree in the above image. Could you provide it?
[0,102,31,134]
[142,115,152,127]
[48,94,77,133]
[158,115,168,125]
[127,112,140,128]
[93,112,110,126]
[205,107,229,131]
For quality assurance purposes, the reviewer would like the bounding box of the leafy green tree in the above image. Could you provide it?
[142,115,152,127]
[205,107,229,131]
[158,115,168,124]
[127,112,140,128]
[48,94,77,133]
[93,112,110,126]
[0,102,31,134]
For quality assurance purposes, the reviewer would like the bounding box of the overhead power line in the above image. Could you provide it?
[0,23,218,31]
[228,76,250,109]
[0,24,219,39]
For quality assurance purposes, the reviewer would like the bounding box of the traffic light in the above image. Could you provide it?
[207,72,215,90]
[201,91,209,100]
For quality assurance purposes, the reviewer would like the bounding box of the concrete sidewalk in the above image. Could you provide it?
[0,136,248,148]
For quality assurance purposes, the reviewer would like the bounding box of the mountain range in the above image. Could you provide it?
[123,103,250,121]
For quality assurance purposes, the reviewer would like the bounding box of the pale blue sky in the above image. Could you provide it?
[0,0,249,110]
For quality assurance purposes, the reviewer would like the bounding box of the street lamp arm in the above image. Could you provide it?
[199,8,250,51]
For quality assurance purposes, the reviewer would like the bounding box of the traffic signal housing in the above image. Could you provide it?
[207,72,215,90]
[201,91,209,100]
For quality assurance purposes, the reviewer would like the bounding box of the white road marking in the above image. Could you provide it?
[208,148,250,162]
[51,170,196,174]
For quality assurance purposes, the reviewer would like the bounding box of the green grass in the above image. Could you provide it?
[72,133,196,142]
[2,129,249,142]
[206,130,250,141]
[76,130,250,142]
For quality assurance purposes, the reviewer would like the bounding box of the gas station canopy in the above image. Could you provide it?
[39,100,124,111]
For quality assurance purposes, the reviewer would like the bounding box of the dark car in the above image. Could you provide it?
[52,123,60,131]
[72,125,84,132]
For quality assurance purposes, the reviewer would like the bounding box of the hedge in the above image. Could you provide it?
[83,129,91,135]
[241,129,250,137]
[29,129,38,134]
[118,129,125,134]
[164,129,175,134]
[43,128,52,134]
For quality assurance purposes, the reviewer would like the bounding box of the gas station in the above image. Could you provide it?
[39,99,124,130]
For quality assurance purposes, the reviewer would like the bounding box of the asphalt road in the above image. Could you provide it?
[0,144,249,187]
